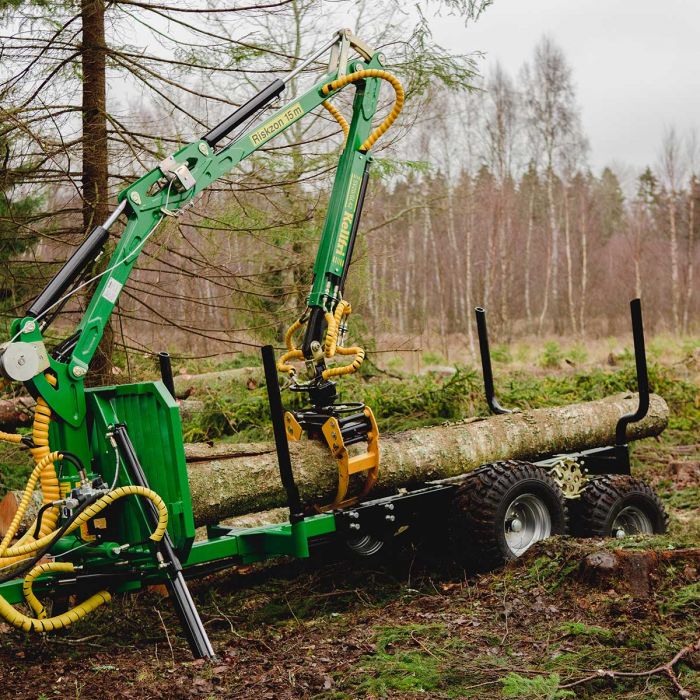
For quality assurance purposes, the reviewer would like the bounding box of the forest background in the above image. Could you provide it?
[0,0,698,378]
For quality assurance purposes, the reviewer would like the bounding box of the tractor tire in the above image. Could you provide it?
[570,474,668,538]
[448,460,568,571]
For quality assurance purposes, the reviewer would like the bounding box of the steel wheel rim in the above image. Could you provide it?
[503,493,552,556]
[346,534,385,557]
[612,505,654,538]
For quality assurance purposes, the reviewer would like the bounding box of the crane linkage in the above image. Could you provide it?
[0,29,403,655]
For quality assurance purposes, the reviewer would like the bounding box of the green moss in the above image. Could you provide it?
[501,672,574,699]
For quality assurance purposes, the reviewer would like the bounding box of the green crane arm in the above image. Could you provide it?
[1,30,401,459]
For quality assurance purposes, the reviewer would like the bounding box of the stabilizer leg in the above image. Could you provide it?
[112,424,216,660]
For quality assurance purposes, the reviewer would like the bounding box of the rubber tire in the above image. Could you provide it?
[448,460,568,572]
[569,474,668,537]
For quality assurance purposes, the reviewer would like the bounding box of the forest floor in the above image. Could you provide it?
[0,338,699,699]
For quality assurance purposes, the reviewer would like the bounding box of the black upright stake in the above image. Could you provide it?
[112,424,216,660]
[474,307,512,415]
[615,298,650,451]
[261,345,304,524]
[158,352,176,399]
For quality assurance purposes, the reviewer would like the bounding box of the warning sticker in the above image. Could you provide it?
[102,277,123,304]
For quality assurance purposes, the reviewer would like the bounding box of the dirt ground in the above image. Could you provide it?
[1,440,698,700]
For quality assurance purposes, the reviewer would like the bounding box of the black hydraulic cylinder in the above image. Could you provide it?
[339,160,371,294]
[203,79,285,147]
[474,307,512,415]
[27,225,109,318]
[158,351,176,399]
[261,345,304,523]
[112,424,216,660]
[615,298,650,446]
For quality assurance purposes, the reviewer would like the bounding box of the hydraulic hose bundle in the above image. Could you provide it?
[278,70,404,382]
[0,376,169,631]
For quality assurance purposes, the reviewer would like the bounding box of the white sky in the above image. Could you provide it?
[426,0,700,174]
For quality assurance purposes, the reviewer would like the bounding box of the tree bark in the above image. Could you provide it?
[81,0,112,385]
[81,0,108,231]
[185,392,669,526]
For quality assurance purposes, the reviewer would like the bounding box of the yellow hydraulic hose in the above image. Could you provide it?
[30,376,61,539]
[0,374,61,567]
[322,100,349,142]
[0,486,168,633]
[279,298,365,379]
[1,484,168,559]
[321,69,404,152]
[1,560,111,632]
[323,300,351,358]
[0,431,22,445]
[278,317,305,375]
[0,451,62,556]
[22,560,78,619]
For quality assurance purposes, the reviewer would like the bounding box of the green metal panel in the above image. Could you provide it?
[86,380,195,558]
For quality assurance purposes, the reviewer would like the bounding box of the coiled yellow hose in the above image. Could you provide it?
[0,431,22,444]
[1,560,111,632]
[0,486,168,633]
[321,100,349,143]
[321,69,404,152]
[1,484,168,559]
[0,374,61,567]
[278,299,365,379]
[0,451,62,556]
[30,377,61,539]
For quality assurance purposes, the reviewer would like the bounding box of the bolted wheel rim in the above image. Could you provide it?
[503,493,552,556]
[612,505,654,538]
[346,534,385,557]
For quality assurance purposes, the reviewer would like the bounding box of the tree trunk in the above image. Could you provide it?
[185,393,668,526]
[683,185,695,334]
[668,193,680,333]
[524,188,534,331]
[81,0,112,384]
[81,0,108,232]
[563,187,576,334]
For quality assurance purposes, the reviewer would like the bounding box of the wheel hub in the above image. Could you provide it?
[611,505,653,537]
[504,493,552,556]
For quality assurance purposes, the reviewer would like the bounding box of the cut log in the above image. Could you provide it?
[0,396,36,430]
[186,392,669,527]
[0,490,42,538]
[173,367,262,400]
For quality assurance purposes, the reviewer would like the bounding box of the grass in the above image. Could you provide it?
[0,344,698,699]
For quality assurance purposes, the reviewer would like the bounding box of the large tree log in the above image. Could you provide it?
[186,392,669,526]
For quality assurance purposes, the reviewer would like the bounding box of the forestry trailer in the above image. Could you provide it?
[0,30,668,659]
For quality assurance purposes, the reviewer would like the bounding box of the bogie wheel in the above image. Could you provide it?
[449,461,568,571]
[570,475,668,538]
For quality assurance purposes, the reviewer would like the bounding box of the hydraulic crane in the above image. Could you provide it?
[0,29,402,658]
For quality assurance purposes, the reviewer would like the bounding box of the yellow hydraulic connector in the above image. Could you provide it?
[278,299,365,380]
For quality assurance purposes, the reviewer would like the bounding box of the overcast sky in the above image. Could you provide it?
[425,0,699,175]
